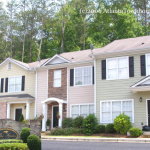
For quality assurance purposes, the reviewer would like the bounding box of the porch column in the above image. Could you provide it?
[58,102,63,127]
[42,103,48,131]
[26,102,30,120]
[7,103,11,119]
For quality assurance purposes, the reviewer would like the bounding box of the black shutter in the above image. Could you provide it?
[140,55,146,76]
[5,78,8,92]
[0,78,4,93]
[129,57,134,77]
[92,66,94,84]
[101,60,106,80]
[22,76,25,91]
[70,69,74,86]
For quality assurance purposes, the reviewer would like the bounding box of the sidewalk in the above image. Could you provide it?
[42,136,150,143]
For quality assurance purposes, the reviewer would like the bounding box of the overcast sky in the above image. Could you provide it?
[0,0,8,7]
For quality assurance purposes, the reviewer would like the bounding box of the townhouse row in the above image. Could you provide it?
[0,36,150,131]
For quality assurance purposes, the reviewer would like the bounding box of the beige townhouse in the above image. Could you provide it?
[93,36,150,129]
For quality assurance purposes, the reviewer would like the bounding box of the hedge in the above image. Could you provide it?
[0,143,28,150]
[0,139,23,144]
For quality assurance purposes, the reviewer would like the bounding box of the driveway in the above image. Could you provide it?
[42,140,150,150]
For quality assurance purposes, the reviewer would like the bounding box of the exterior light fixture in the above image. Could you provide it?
[139,97,143,103]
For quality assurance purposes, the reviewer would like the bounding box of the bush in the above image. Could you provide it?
[27,134,41,150]
[73,116,84,128]
[0,139,23,144]
[20,128,30,143]
[62,118,73,128]
[105,124,116,133]
[114,114,132,134]
[19,114,24,122]
[0,143,28,150]
[96,125,105,133]
[129,128,143,137]
[51,128,82,136]
[82,114,98,135]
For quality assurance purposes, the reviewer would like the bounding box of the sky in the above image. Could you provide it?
[0,0,8,7]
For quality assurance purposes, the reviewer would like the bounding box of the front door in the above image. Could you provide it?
[53,106,59,128]
[15,108,22,121]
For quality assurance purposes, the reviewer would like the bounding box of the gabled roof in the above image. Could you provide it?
[131,76,150,88]
[93,36,150,56]
[0,58,30,70]
[41,54,70,66]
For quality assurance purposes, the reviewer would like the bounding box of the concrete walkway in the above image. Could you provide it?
[42,136,150,143]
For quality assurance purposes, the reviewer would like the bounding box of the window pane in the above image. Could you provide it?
[102,102,111,112]
[118,57,128,68]
[112,112,120,121]
[107,69,118,79]
[122,101,132,111]
[71,105,79,118]
[112,101,121,112]
[102,112,111,123]
[80,105,89,117]
[107,59,117,69]
[118,68,128,79]
[75,68,82,77]
[75,77,82,85]
[89,105,94,114]
[54,70,61,87]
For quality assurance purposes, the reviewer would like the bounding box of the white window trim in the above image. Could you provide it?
[70,103,94,118]
[8,75,22,93]
[53,70,62,88]
[100,99,134,124]
[74,66,93,87]
[106,56,129,80]
[146,53,150,76]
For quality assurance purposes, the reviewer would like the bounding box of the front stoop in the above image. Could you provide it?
[42,136,150,143]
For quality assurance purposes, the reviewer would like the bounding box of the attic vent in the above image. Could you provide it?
[8,62,12,70]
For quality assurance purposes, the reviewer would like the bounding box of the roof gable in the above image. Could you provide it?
[131,76,150,87]
[42,55,70,66]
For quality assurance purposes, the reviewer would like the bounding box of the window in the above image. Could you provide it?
[146,54,150,75]
[53,70,61,87]
[74,66,92,86]
[100,100,133,123]
[8,76,22,93]
[71,104,94,118]
[106,57,129,80]
[8,62,12,70]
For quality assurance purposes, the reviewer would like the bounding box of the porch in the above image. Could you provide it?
[42,98,67,131]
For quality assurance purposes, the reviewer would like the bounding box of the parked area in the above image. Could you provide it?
[42,140,150,150]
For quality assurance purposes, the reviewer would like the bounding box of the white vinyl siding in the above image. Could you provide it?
[53,70,61,87]
[74,66,92,86]
[71,104,94,118]
[106,56,129,80]
[8,76,22,93]
[100,99,134,123]
[146,54,150,75]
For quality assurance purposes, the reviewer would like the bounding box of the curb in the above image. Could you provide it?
[41,136,150,143]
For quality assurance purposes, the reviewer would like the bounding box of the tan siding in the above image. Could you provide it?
[96,53,150,128]
[0,63,35,97]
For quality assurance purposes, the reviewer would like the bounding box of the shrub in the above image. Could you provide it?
[0,139,23,144]
[20,128,30,143]
[27,134,41,150]
[0,143,28,150]
[114,114,132,134]
[105,124,116,133]
[129,128,143,137]
[62,118,73,128]
[19,114,24,122]
[96,125,105,133]
[73,116,84,128]
[51,128,82,136]
[82,114,98,135]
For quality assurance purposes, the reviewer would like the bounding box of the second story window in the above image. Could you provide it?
[53,70,62,87]
[106,56,129,80]
[74,66,92,86]
[146,54,150,75]
[8,76,22,93]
